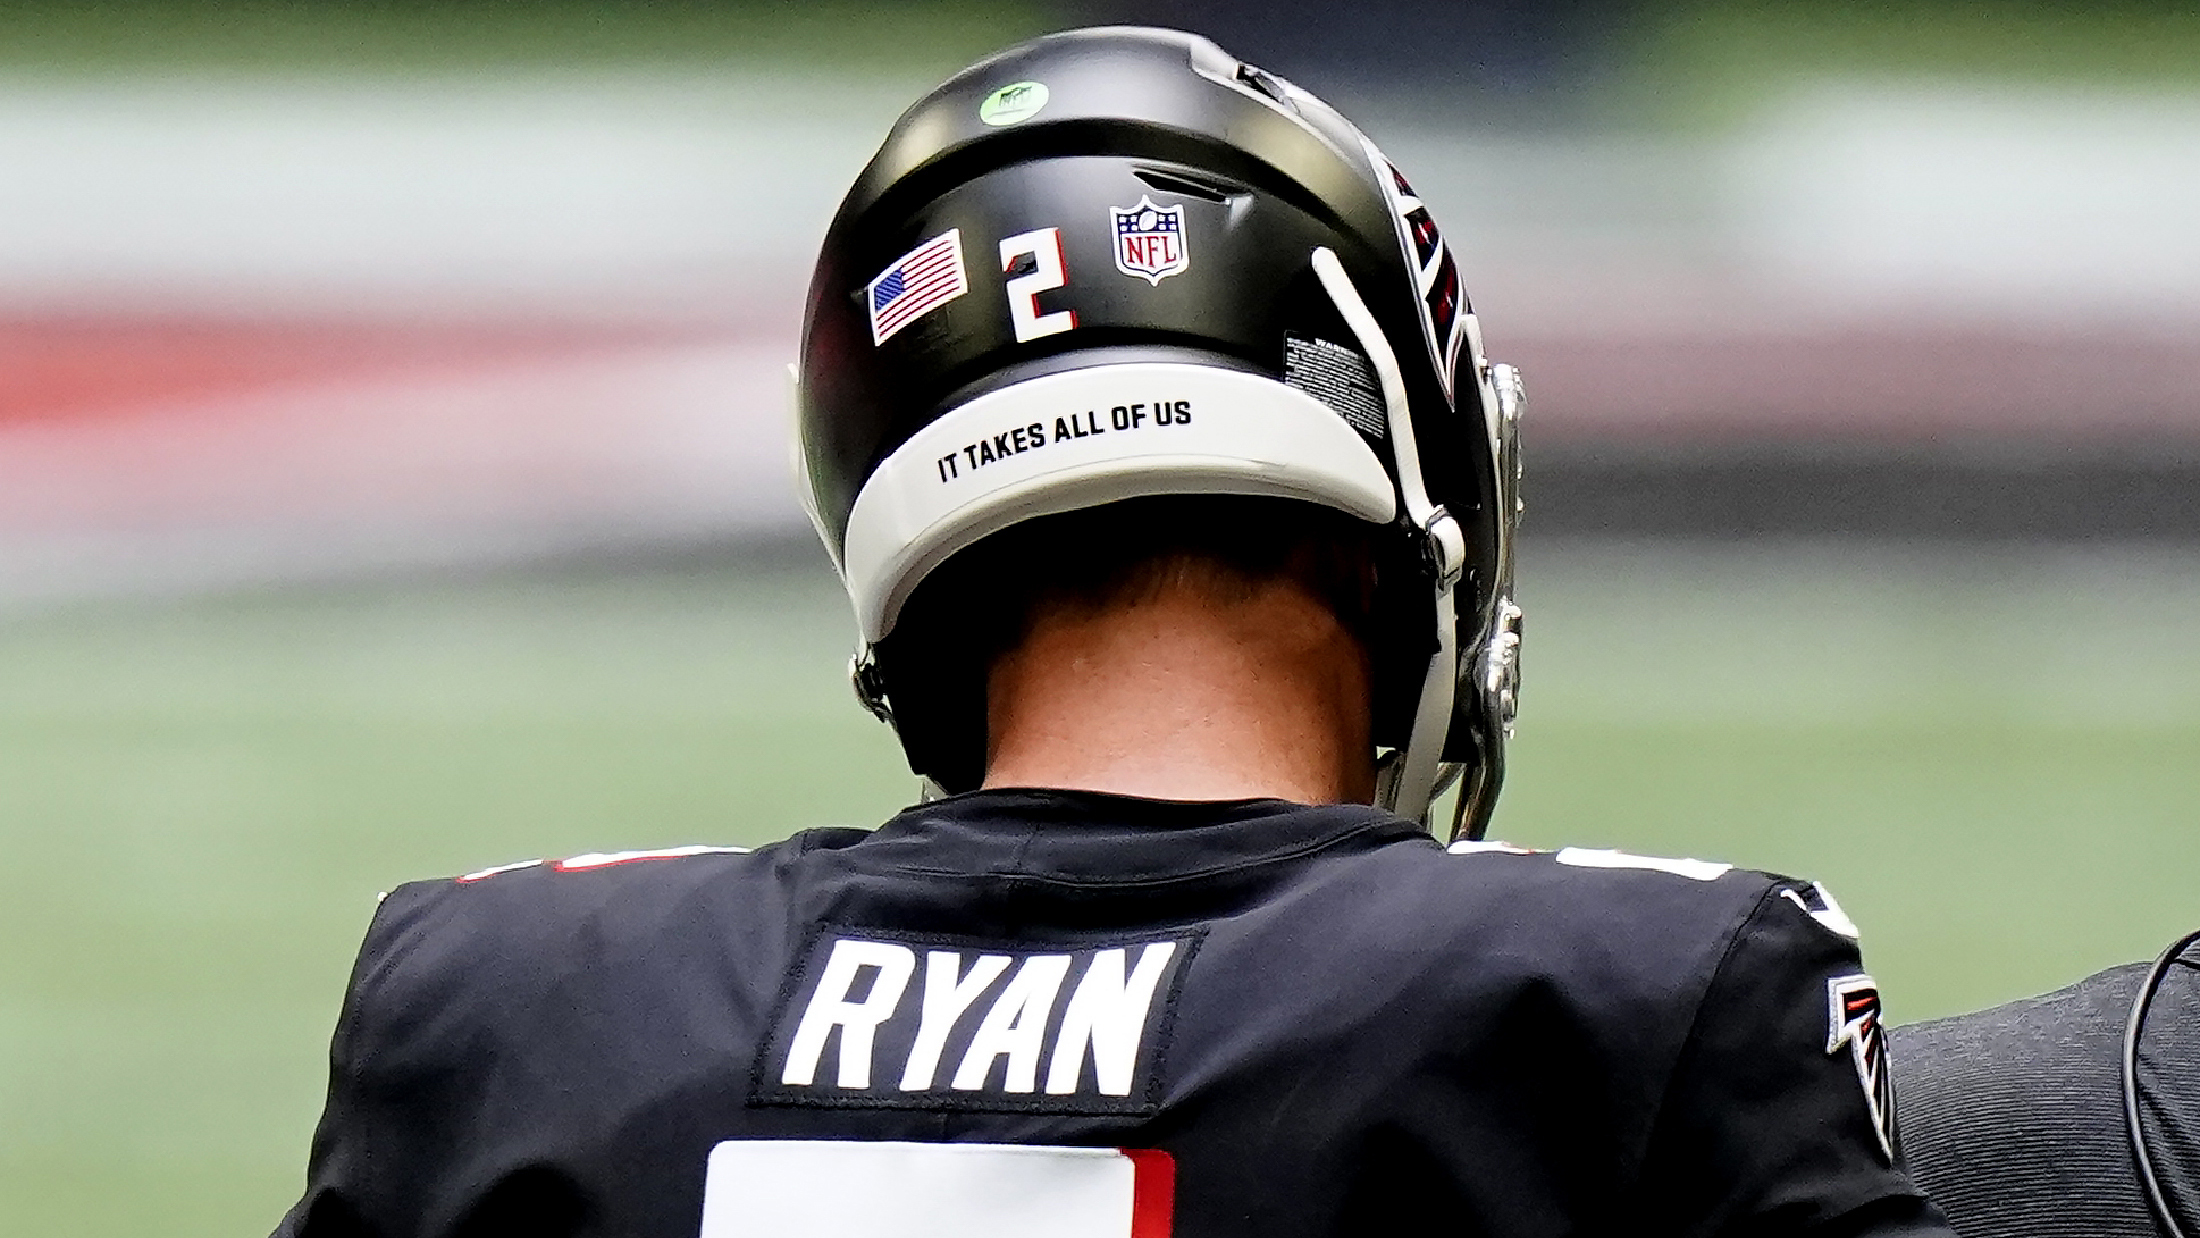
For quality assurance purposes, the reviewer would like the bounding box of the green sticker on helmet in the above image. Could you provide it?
[979,81,1049,127]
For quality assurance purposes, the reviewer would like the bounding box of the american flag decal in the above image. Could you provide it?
[867,229,969,346]
[1827,973,1896,1162]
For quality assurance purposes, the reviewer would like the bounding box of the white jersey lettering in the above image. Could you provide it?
[781,939,916,1089]
[954,955,1072,1093]
[757,930,1194,1113]
[1046,943,1178,1096]
[900,951,1012,1091]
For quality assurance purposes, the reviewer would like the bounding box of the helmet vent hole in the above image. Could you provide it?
[1132,167,1238,204]
[1235,63,1296,111]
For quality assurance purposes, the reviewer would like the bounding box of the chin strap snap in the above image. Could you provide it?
[1421,506,1467,594]
[849,645,894,725]
[1478,598,1523,738]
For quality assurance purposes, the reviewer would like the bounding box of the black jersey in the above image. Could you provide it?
[1892,936,2200,1238]
[277,791,1952,1238]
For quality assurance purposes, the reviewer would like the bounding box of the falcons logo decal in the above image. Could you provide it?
[1360,138,1467,402]
[1826,974,1895,1162]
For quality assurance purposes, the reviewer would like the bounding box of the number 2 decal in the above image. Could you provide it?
[999,228,1076,343]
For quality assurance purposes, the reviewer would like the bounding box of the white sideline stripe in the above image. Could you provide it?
[0,74,916,313]
[840,362,1397,641]
[700,1141,1139,1238]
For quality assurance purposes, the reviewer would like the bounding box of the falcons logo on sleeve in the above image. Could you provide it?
[1826,974,1895,1162]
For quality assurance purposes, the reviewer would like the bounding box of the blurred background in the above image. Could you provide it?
[1,1,2195,1232]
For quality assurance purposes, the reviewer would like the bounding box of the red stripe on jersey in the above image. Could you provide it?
[1123,1148,1175,1238]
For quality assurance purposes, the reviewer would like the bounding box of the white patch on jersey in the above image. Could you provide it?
[1781,882,1862,940]
[555,844,747,870]
[1445,839,1536,856]
[1554,847,1732,882]
[699,1141,1174,1238]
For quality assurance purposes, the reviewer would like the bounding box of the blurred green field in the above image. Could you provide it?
[0,541,2195,1235]
[0,0,1051,72]
[7,0,2195,117]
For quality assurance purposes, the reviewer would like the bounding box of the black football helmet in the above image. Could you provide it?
[794,26,1524,837]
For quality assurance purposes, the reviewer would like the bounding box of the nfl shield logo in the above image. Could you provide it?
[1111,196,1190,285]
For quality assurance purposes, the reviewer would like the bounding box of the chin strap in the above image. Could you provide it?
[1453,358,1526,841]
[1312,246,1463,826]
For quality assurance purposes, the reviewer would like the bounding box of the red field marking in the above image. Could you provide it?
[0,317,712,423]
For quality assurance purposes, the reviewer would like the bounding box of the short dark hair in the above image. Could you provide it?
[875,495,1395,791]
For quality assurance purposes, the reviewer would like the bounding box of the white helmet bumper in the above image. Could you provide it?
[835,360,1399,644]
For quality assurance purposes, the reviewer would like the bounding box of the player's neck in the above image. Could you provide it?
[981,575,1375,806]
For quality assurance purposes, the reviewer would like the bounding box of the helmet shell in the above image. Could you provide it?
[796,26,1512,800]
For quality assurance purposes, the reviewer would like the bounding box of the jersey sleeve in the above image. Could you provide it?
[272,881,482,1238]
[1636,882,1957,1237]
